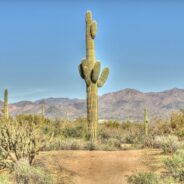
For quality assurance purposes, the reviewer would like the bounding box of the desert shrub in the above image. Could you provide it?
[128,172,160,184]
[103,138,121,151]
[98,128,111,140]
[60,118,88,139]
[164,150,184,182]
[154,135,180,154]
[121,123,144,145]
[0,119,48,169]
[0,175,11,184]
[84,142,97,150]
[170,110,184,138]
[150,118,172,136]
[125,129,144,144]
[15,114,50,125]
[160,177,177,184]
[45,138,85,151]
[104,121,121,128]
[121,122,132,129]
[98,125,123,143]
[143,135,155,148]
[62,125,81,138]
[14,159,53,184]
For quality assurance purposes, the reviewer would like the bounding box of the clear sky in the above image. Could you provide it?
[0,0,184,102]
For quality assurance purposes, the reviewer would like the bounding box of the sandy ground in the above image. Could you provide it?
[35,149,161,184]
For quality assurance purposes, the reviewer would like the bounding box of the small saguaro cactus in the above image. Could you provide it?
[78,11,110,142]
[3,89,9,120]
[144,108,149,136]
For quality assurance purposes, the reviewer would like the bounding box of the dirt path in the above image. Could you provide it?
[35,150,157,184]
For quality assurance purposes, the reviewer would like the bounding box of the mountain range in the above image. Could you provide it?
[0,88,184,121]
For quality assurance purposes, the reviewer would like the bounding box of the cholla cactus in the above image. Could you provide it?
[0,119,48,169]
[78,11,109,142]
[144,108,149,136]
[3,89,9,120]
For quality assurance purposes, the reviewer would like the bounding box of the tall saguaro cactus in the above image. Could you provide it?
[78,11,110,142]
[144,108,149,136]
[3,89,9,120]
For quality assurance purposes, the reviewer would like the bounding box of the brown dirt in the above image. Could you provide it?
[35,149,162,184]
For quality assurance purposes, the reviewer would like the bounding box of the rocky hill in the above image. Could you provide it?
[1,88,184,120]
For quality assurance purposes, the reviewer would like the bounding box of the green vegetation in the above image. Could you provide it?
[0,175,11,184]
[128,172,160,184]
[78,11,109,143]
[164,150,184,182]
[0,103,184,183]
[14,159,53,184]
[128,172,176,184]
[0,117,49,169]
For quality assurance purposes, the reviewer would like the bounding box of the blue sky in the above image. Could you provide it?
[0,1,184,102]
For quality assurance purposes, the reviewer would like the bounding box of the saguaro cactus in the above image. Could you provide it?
[144,108,149,136]
[3,89,9,120]
[78,11,109,142]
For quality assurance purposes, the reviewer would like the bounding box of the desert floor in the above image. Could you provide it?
[35,149,162,184]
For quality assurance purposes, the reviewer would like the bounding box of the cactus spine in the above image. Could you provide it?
[144,108,149,136]
[78,11,109,142]
[3,89,9,120]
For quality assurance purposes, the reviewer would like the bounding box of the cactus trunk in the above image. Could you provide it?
[78,11,110,142]
[144,108,149,136]
[4,89,9,120]
[87,83,98,142]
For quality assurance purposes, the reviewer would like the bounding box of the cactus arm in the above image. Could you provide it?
[90,21,97,39]
[78,63,85,79]
[81,61,91,86]
[97,67,110,87]
[91,61,101,83]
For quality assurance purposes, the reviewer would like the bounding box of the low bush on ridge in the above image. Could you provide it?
[154,135,180,154]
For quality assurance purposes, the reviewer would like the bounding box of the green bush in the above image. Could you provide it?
[154,135,180,154]
[0,175,11,184]
[84,142,97,151]
[14,159,53,184]
[125,130,144,144]
[164,150,184,182]
[128,172,160,184]
[104,121,121,128]
[103,138,121,151]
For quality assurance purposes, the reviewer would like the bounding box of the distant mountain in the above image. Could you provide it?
[1,88,184,120]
